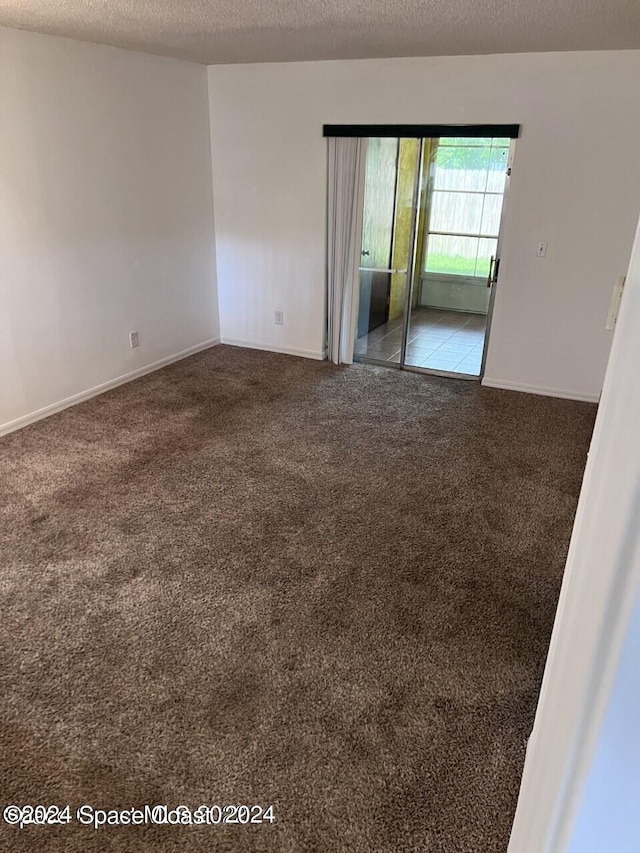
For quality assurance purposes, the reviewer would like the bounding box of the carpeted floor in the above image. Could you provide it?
[0,346,596,853]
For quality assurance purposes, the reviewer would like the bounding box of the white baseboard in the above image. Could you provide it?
[482,376,600,403]
[0,338,220,438]
[220,338,325,361]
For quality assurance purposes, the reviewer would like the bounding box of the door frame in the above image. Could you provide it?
[398,139,425,367]
[479,138,516,379]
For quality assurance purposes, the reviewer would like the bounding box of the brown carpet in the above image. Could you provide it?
[0,346,596,853]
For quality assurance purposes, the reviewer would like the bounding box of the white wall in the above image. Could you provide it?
[566,595,640,853]
[0,27,219,434]
[507,214,640,852]
[208,51,640,398]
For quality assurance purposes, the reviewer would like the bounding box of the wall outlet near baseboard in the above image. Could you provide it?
[274,309,284,326]
[129,330,139,348]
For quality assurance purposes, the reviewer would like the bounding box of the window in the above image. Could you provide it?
[423,138,510,280]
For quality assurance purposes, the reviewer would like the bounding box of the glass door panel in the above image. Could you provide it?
[356,138,398,352]
[355,138,420,364]
[361,138,397,270]
[404,136,510,376]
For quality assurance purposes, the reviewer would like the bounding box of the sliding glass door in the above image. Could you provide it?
[353,132,513,379]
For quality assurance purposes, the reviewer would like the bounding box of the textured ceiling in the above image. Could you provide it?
[1,0,639,65]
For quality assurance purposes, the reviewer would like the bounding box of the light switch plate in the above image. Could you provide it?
[606,277,626,330]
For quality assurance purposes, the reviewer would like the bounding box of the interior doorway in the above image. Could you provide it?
[354,133,514,378]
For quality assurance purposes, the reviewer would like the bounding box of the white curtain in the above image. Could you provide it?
[326,137,367,365]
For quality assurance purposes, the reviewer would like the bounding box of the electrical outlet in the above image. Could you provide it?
[129,330,139,348]
[536,241,547,257]
[274,309,284,326]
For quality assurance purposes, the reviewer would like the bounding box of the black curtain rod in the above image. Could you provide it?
[322,124,520,139]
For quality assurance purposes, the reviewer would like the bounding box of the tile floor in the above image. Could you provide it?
[354,307,487,375]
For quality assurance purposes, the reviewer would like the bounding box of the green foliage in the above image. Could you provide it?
[435,139,509,171]
[425,253,492,278]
